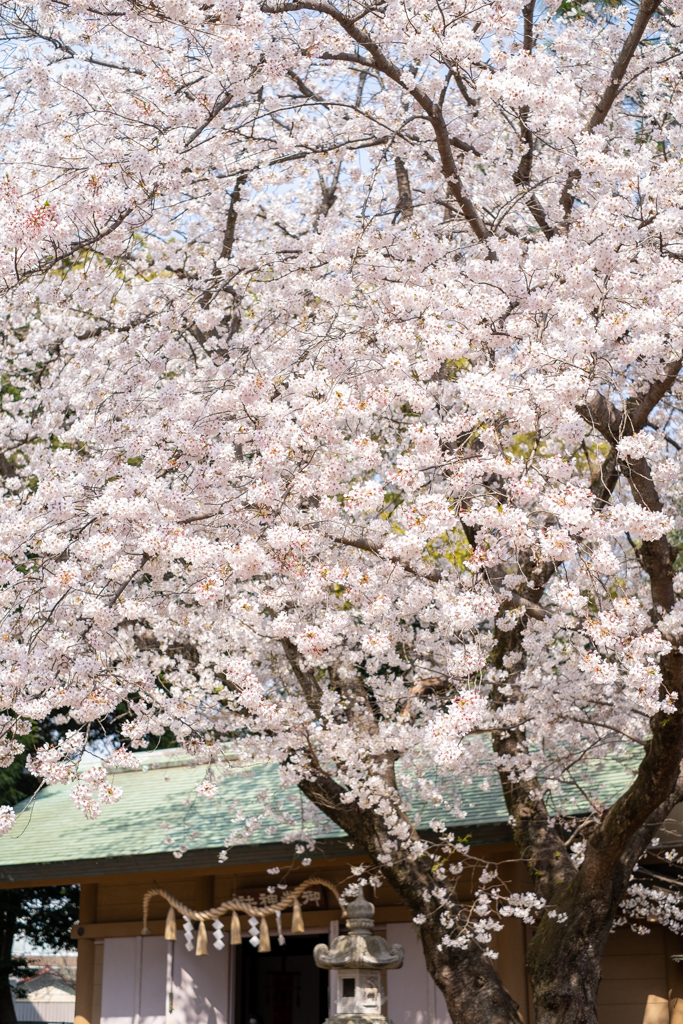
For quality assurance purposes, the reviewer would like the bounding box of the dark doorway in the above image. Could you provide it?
[236,933,329,1024]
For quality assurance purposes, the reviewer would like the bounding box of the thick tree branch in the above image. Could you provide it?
[393,156,413,222]
[108,554,150,608]
[280,637,323,715]
[320,50,375,67]
[561,0,663,218]
[286,69,329,107]
[573,371,683,882]
[221,173,247,261]
[588,0,663,132]
[491,561,573,899]
[450,135,480,156]
[183,91,234,149]
[314,163,342,227]
[588,445,619,507]
[510,1,555,238]
[331,533,441,581]
[577,355,683,444]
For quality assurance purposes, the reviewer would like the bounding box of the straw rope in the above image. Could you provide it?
[141,876,345,934]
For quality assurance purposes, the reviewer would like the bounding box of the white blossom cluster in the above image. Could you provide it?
[617,882,683,936]
[69,764,123,820]
[0,805,15,836]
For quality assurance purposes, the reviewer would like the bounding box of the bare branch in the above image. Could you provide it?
[262,0,490,243]
[183,91,233,149]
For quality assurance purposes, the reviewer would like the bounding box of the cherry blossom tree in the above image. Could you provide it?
[0,0,682,1020]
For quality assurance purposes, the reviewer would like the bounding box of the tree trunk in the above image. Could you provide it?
[0,892,18,1024]
[527,890,615,1024]
[298,774,522,1024]
[524,777,683,1023]
[420,917,522,1024]
[0,974,17,1024]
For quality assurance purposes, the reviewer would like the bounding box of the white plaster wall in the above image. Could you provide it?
[386,924,451,1024]
[100,936,150,1024]
[100,935,228,1024]
[172,938,228,1024]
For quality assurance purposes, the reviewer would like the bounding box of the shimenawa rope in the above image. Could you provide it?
[141,875,345,935]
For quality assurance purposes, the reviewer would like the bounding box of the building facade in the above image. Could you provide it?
[12,953,77,1023]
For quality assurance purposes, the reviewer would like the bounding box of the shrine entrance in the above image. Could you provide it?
[236,934,329,1024]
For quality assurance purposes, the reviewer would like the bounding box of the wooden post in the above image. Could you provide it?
[75,884,98,1024]
[165,939,175,1024]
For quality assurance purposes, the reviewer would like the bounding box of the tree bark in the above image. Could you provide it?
[0,893,19,1024]
[525,773,683,1024]
[528,896,613,1024]
[393,157,413,222]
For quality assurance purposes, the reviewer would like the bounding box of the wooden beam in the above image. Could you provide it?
[71,904,414,941]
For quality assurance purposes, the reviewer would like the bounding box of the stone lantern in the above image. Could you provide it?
[314,892,404,1024]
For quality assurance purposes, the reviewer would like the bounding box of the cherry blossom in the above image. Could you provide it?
[0,805,15,836]
[0,0,681,1019]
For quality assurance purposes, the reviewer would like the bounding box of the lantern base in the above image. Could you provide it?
[324,1016,392,1024]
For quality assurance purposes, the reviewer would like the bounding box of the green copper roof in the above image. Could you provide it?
[0,749,342,869]
[0,746,641,878]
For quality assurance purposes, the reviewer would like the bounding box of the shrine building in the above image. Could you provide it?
[0,747,681,1024]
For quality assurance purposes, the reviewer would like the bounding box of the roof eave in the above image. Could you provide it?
[0,822,513,887]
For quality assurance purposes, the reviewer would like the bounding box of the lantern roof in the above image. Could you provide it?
[314,893,405,971]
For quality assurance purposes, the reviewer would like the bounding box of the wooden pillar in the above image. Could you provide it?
[493,859,533,1023]
[664,928,683,1023]
[493,917,531,1023]
[75,883,98,1024]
